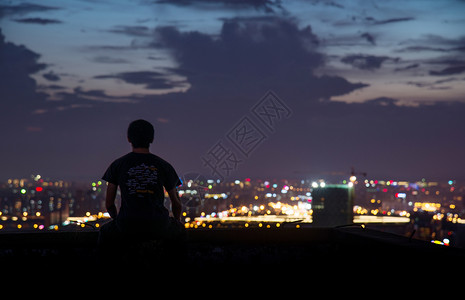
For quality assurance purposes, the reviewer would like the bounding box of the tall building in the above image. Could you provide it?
[312,184,354,227]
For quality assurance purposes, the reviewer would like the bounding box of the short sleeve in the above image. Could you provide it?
[102,161,119,185]
[163,162,181,191]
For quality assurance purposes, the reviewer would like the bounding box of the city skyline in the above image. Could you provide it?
[1,0,465,181]
[1,175,463,246]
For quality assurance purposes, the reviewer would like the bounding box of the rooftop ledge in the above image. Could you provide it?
[1,227,465,271]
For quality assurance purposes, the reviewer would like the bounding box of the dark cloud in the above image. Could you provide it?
[94,71,187,90]
[318,0,344,9]
[394,63,419,72]
[426,58,465,66]
[14,17,62,25]
[108,25,152,37]
[310,75,368,100]
[154,17,367,101]
[0,3,59,18]
[335,16,414,27]
[43,71,61,81]
[91,56,130,64]
[397,35,465,53]
[396,34,465,79]
[363,97,399,106]
[84,45,135,52]
[373,17,414,25]
[398,45,465,54]
[157,18,322,71]
[155,0,285,13]
[340,54,398,70]
[360,32,376,45]
[396,46,450,53]
[406,77,463,90]
[429,65,465,76]
[0,29,47,108]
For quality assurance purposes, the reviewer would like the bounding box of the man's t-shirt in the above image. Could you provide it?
[102,152,181,231]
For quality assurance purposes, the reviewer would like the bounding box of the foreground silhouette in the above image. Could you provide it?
[98,119,185,267]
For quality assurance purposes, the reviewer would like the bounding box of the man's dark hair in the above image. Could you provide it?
[127,119,154,148]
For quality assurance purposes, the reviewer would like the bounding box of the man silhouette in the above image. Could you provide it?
[98,119,184,261]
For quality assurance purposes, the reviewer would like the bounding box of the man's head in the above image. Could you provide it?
[127,119,154,149]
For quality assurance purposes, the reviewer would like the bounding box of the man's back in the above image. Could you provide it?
[102,152,181,232]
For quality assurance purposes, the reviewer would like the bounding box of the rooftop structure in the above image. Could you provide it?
[1,226,465,274]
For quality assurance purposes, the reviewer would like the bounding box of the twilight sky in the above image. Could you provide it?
[1,0,465,182]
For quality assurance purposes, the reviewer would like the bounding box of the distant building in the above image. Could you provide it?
[312,184,354,227]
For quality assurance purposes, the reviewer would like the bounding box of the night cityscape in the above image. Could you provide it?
[1,0,465,273]
[2,174,464,245]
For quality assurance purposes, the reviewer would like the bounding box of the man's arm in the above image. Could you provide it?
[105,183,118,219]
[167,188,182,222]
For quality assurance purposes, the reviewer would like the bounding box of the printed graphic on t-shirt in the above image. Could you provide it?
[126,163,158,196]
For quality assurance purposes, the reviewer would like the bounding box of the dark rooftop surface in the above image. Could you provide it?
[2,226,464,275]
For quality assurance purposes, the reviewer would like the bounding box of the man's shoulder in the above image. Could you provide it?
[148,153,173,167]
[111,153,133,164]
[111,152,174,169]
[102,153,133,184]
